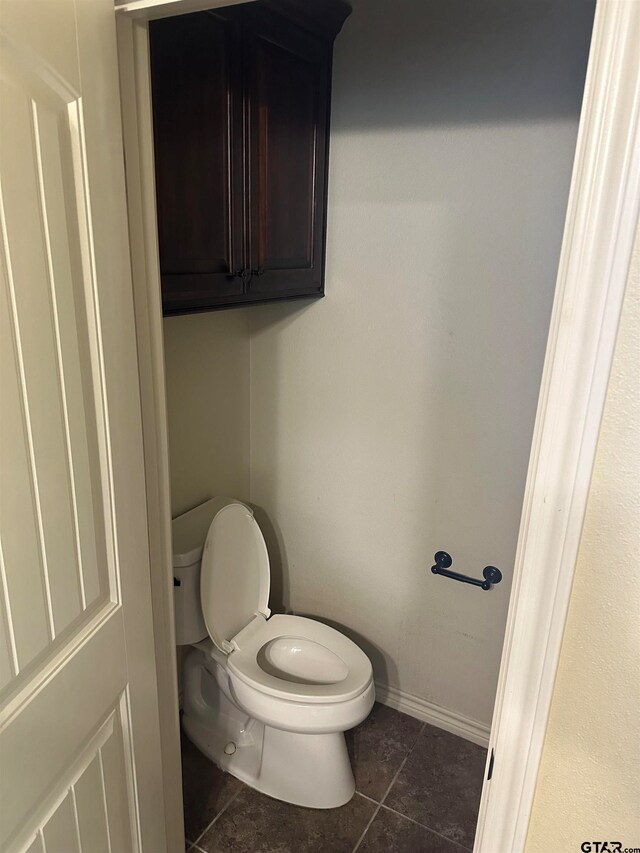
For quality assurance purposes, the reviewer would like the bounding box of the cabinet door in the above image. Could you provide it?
[150,10,245,314]
[244,7,332,300]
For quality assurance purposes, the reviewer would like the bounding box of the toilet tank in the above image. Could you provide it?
[172,497,239,645]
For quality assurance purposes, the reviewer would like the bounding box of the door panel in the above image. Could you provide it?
[1,81,83,641]
[12,697,135,853]
[0,612,129,849]
[254,38,316,269]
[0,32,110,695]
[0,1,169,849]
[245,6,330,298]
[42,793,79,853]
[73,752,111,853]
[150,9,245,313]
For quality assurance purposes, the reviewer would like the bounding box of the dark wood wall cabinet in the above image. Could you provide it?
[150,0,351,315]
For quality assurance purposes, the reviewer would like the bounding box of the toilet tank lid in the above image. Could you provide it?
[172,497,240,567]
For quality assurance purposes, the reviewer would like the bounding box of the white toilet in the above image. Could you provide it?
[173,498,375,809]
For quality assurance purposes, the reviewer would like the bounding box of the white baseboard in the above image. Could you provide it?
[375,682,490,748]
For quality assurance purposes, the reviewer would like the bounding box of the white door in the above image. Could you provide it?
[0,1,170,851]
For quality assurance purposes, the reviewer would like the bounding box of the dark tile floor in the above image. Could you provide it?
[183,703,486,853]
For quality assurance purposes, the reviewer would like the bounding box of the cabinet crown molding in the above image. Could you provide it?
[260,0,352,40]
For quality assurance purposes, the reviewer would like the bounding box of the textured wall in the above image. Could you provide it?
[163,310,250,517]
[525,230,640,850]
[248,0,594,727]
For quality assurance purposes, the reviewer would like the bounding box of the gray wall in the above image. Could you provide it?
[164,310,250,517]
[248,0,595,726]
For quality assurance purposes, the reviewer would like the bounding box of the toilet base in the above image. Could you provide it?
[182,648,356,809]
[183,712,355,809]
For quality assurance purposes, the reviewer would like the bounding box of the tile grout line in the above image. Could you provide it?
[352,725,426,853]
[377,721,475,851]
[191,785,245,849]
[355,792,379,805]
[377,802,474,852]
[380,721,426,807]
[351,802,381,853]
[380,748,415,806]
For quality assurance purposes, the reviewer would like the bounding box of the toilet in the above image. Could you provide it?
[173,498,375,809]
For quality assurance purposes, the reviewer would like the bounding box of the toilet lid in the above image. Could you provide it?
[200,503,270,653]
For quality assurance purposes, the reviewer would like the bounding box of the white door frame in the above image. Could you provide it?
[115,1,640,851]
[115,5,250,851]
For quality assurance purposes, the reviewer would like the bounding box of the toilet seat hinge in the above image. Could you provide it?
[225,611,270,653]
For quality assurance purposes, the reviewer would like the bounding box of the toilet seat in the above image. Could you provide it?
[200,503,271,654]
[198,499,373,708]
[227,614,373,704]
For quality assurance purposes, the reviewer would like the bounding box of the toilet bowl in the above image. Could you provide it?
[174,498,375,809]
